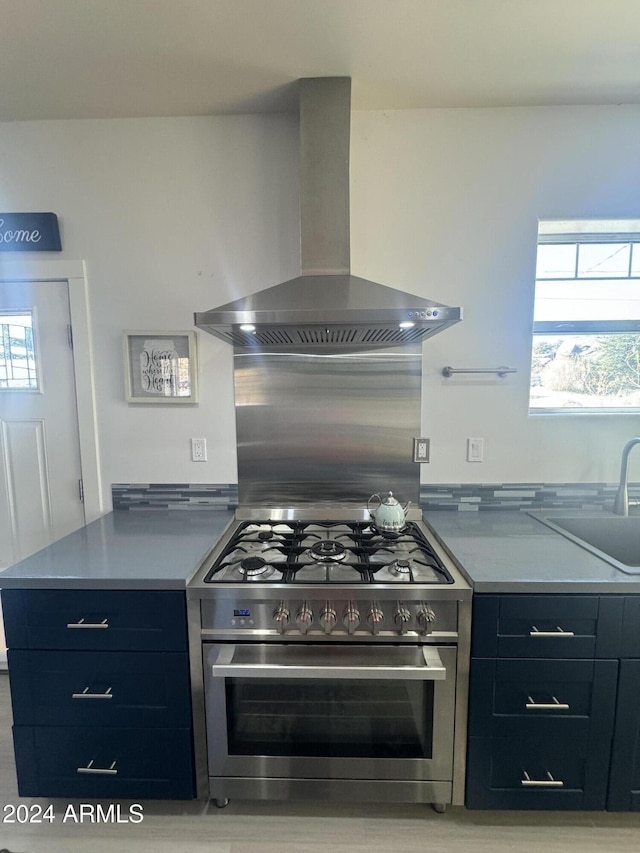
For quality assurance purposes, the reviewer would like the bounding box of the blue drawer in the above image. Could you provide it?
[8,649,191,727]
[466,734,610,810]
[13,725,195,799]
[468,658,618,739]
[472,595,623,659]
[2,589,187,651]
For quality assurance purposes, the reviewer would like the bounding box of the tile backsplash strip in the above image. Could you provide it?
[112,484,239,511]
[421,483,640,512]
[112,483,640,512]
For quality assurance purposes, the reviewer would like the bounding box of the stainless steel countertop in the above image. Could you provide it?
[0,509,235,589]
[423,508,640,593]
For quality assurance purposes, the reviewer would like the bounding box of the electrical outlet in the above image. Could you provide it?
[191,438,207,461]
[413,438,430,463]
[467,437,484,462]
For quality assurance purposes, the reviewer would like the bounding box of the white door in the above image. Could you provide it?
[0,279,87,664]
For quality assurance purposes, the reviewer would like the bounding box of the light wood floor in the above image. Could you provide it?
[1,672,639,852]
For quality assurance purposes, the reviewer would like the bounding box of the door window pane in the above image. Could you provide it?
[0,311,38,389]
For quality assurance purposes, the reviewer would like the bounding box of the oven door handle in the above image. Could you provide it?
[210,645,447,680]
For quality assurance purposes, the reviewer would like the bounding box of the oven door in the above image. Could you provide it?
[204,643,456,783]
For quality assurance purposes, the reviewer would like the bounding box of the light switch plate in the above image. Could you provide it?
[467,437,484,462]
[413,437,430,463]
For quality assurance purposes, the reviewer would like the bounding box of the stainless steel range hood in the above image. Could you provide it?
[195,77,462,350]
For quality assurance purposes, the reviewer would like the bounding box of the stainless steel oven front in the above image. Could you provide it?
[203,639,457,805]
[189,513,472,810]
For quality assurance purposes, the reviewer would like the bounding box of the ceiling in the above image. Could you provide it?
[1,0,640,121]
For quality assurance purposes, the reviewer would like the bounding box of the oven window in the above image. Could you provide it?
[225,679,434,759]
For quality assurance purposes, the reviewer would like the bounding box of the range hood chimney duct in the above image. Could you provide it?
[299,77,351,276]
[195,77,462,350]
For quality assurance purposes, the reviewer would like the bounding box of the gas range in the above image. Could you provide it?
[188,509,471,643]
[187,507,472,809]
[202,519,454,585]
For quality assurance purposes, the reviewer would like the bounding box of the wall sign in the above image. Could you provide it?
[123,331,199,404]
[0,213,61,252]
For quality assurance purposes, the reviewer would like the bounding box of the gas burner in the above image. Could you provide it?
[220,545,287,572]
[236,524,293,546]
[371,555,446,584]
[240,556,272,577]
[372,526,407,539]
[309,540,348,562]
[388,559,411,577]
[363,528,416,545]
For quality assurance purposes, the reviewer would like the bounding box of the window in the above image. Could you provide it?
[530,220,640,412]
[0,311,38,389]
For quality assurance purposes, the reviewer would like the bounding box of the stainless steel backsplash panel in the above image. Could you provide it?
[234,346,421,507]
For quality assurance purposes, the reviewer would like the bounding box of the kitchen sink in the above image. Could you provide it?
[530,513,640,574]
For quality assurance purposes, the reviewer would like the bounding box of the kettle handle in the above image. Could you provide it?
[367,494,382,517]
[403,500,411,514]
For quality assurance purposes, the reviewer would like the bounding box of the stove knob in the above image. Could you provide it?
[272,602,290,634]
[295,602,314,634]
[417,602,437,635]
[394,602,411,635]
[367,605,384,635]
[342,602,361,635]
[319,603,337,635]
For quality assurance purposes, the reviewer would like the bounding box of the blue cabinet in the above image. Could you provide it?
[607,596,640,810]
[467,733,612,810]
[2,588,195,800]
[468,657,618,740]
[608,660,640,810]
[471,594,623,659]
[8,649,191,728]
[466,594,621,810]
[13,726,194,799]
[2,589,188,651]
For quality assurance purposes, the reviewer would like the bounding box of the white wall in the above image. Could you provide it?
[1,106,640,501]
[0,115,300,507]
[351,105,640,484]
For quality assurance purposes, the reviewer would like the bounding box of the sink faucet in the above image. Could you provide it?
[613,438,640,515]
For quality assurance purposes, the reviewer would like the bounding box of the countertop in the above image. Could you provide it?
[424,508,640,593]
[0,509,235,589]
[3,504,640,594]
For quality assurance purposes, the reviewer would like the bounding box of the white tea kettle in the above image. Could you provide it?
[367,491,410,532]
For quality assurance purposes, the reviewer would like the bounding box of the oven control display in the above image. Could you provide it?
[234,609,251,617]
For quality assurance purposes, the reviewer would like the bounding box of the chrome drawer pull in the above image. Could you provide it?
[72,687,113,700]
[529,625,575,637]
[77,759,117,775]
[521,770,564,788]
[525,695,570,711]
[67,618,109,629]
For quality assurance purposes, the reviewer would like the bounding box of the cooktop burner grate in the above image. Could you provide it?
[203,520,453,584]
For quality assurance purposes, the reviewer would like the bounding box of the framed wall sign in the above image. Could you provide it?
[0,213,61,251]
[124,330,198,404]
